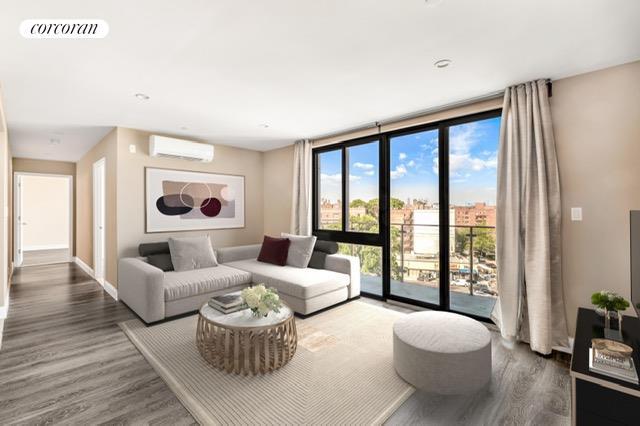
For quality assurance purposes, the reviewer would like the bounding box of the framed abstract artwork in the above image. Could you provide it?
[145,167,245,233]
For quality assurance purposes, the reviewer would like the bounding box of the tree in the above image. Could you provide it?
[350,199,367,208]
[390,198,405,210]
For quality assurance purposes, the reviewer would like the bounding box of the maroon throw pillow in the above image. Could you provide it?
[257,236,290,266]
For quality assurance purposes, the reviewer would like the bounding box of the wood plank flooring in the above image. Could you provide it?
[0,262,571,425]
[0,262,195,425]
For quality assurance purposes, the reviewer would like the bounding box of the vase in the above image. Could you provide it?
[603,308,623,341]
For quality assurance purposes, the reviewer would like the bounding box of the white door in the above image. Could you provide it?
[93,158,106,284]
[13,174,23,266]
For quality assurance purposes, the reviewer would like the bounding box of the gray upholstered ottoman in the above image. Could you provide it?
[393,311,491,395]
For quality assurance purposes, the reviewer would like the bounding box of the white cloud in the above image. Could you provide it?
[448,123,497,175]
[349,174,361,182]
[390,164,407,179]
[320,173,342,185]
[407,160,416,168]
[353,162,374,171]
[363,170,375,176]
[399,152,407,160]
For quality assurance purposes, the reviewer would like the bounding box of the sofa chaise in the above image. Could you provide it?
[118,243,360,323]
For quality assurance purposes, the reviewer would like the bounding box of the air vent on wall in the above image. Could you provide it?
[149,135,214,162]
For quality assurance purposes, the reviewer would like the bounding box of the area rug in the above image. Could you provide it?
[120,301,414,425]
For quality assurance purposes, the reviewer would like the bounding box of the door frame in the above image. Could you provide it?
[92,158,106,284]
[13,171,74,267]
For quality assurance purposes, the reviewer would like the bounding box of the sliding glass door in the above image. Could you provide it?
[312,109,501,320]
[389,128,441,307]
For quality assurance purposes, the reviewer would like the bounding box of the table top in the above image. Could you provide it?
[199,303,293,329]
[570,307,640,395]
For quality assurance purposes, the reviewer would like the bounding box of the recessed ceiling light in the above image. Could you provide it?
[259,124,270,128]
[180,126,188,130]
[49,138,61,144]
[434,59,452,69]
[424,0,444,7]
[134,93,150,100]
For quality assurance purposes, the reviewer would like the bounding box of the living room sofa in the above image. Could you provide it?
[118,243,360,323]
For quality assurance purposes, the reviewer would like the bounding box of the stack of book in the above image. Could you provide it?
[208,292,247,314]
[589,339,638,384]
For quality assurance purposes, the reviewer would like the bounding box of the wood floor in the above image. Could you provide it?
[0,262,195,425]
[0,262,571,425]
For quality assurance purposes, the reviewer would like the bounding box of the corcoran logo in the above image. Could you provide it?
[20,19,109,39]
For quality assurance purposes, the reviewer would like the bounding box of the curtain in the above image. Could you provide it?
[492,79,569,355]
[290,139,312,236]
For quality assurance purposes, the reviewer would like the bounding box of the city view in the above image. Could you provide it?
[318,116,500,317]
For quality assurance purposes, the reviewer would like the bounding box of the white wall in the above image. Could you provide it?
[20,175,70,250]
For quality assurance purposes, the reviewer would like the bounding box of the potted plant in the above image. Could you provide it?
[591,290,630,331]
[241,284,282,318]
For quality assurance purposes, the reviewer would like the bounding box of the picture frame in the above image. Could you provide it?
[145,167,245,233]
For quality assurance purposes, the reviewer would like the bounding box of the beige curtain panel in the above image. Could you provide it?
[290,139,312,236]
[492,79,569,355]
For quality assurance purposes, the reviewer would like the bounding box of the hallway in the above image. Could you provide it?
[0,262,194,425]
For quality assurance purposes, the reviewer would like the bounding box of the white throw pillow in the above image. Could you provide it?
[168,235,218,271]
[280,233,317,268]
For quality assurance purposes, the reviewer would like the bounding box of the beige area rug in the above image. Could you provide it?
[120,301,414,425]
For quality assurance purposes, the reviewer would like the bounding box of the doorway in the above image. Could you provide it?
[14,172,73,267]
[93,158,106,284]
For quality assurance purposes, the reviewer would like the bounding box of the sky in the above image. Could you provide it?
[319,116,501,206]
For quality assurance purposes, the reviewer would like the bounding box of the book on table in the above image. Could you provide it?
[589,348,639,384]
[209,291,243,309]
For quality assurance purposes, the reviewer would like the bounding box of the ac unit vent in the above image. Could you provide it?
[149,135,214,162]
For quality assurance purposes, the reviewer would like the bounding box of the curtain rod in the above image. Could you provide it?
[310,80,552,142]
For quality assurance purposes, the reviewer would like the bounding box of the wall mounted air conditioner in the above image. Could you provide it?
[149,135,214,162]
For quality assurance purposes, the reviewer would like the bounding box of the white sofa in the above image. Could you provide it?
[118,244,360,323]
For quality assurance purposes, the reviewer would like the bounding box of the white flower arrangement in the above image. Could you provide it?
[241,284,282,317]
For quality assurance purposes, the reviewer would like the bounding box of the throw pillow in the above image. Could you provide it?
[138,241,170,256]
[308,240,339,269]
[257,236,291,266]
[168,235,218,271]
[281,233,317,268]
[147,253,174,272]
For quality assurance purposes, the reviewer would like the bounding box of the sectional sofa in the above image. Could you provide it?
[118,243,360,323]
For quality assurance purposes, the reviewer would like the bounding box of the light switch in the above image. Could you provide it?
[571,207,582,221]
[129,144,137,154]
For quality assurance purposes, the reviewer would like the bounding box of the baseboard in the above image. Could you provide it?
[73,256,94,277]
[0,287,10,319]
[73,257,117,301]
[104,280,118,301]
[553,337,575,355]
[23,244,70,251]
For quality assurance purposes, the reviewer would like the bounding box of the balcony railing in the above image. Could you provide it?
[391,223,497,298]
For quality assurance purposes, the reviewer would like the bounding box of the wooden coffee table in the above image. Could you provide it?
[196,303,297,375]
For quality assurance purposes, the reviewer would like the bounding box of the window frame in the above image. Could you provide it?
[311,108,502,317]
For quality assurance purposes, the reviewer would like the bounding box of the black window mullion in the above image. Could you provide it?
[342,146,349,232]
[439,125,450,311]
[380,135,390,299]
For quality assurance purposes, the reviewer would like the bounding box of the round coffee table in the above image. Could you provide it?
[196,303,297,375]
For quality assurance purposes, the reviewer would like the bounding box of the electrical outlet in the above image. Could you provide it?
[129,144,137,154]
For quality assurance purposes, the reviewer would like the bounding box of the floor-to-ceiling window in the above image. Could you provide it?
[312,109,500,320]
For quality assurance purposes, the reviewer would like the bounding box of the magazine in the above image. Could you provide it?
[589,348,639,384]
[209,291,243,309]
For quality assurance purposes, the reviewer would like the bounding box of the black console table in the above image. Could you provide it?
[570,308,640,425]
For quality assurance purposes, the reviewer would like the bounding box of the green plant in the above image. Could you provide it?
[591,290,630,312]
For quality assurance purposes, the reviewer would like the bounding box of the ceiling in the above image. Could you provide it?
[1,0,639,161]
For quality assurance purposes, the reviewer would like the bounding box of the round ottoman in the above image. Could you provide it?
[393,311,491,395]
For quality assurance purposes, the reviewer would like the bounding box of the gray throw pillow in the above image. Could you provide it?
[168,236,218,271]
[280,233,317,268]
